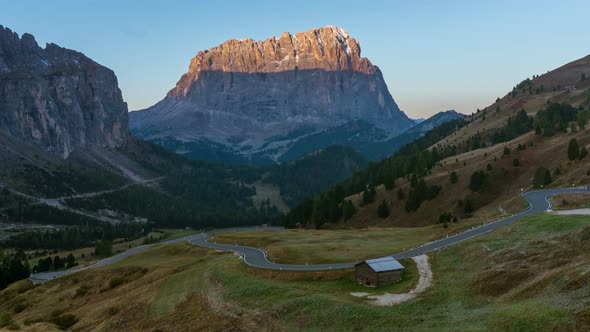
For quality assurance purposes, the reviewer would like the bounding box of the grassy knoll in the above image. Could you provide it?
[211,225,475,264]
[2,214,590,331]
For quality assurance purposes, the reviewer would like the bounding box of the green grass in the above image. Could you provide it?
[158,228,200,240]
[151,262,209,316]
[211,226,446,264]
[194,214,590,330]
[5,214,590,331]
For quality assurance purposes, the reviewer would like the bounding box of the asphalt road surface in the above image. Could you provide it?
[29,187,590,281]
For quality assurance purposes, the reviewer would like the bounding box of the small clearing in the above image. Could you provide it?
[351,254,432,306]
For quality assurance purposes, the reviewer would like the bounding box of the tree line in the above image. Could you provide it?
[3,222,149,250]
[0,249,30,290]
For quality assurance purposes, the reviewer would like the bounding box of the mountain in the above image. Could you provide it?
[130,26,413,165]
[404,110,463,135]
[355,110,465,160]
[0,25,128,159]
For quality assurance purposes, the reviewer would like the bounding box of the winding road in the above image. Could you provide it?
[29,187,590,281]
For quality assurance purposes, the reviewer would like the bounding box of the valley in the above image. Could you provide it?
[1,5,590,330]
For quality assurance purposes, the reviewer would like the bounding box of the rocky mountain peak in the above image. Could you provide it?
[169,26,374,97]
[0,26,128,158]
[131,26,413,165]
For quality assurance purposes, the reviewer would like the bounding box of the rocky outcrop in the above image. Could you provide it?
[0,25,128,159]
[130,26,413,165]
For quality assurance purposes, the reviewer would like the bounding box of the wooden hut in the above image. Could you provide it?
[355,257,404,287]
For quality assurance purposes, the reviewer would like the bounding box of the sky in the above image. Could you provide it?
[1,0,589,118]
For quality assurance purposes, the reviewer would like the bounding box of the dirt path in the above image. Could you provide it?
[553,208,590,215]
[350,254,433,306]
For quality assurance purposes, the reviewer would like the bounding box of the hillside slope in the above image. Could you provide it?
[433,54,590,151]
[2,214,589,331]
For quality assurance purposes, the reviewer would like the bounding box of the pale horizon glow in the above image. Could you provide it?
[1,0,589,119]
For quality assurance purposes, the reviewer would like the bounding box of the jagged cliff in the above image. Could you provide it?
[130,26,413,164]
[0,25,128,158]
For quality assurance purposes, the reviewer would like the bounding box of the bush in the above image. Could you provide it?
[449,171,458,184]
[12,301,27,313]
[469,170,487,192]
[109,277,125,289]
[361,185,376,206]
[342,200,356,221]
[384,176,395,190]
[533,167,552,188]
[50,313,79,330]
[439,212,452,224]
[74,284,90,298]
[464,196,474,213]
[106,306,120,316]
[377,200,390,218]
[580,147,588,160]
[512,159,520,167]
[568,139,580,161]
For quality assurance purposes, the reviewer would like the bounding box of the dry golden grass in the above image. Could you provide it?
[3,214,590,331]
[550,193,590,210]
[1,245,282,332]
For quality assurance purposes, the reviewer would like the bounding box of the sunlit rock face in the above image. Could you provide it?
[0,25,128,159]
[130,26,412,165]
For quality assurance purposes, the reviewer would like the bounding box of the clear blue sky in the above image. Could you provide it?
[1,0,589,118]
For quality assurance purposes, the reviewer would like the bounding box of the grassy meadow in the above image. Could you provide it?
[1,214,590,331]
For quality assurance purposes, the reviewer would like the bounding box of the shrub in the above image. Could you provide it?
[513,159,520,167]
[361,185,376,206]
[449,171,458,184]
[469,170,487,192]
[463,196,474,213]
[568,139,580,161]
[106,306,120,316]
[50,313,79,330]
[439,212,452,224]
[533,167,552,188]
[384,176,395,190]
[74,284,90,298]
[109,277,124,289]
[580,147,588,160]
[342,200,356,221]
[377,200,390,218]
[12,301,27,313]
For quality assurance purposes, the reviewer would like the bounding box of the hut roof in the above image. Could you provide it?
[359,257,405,272]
